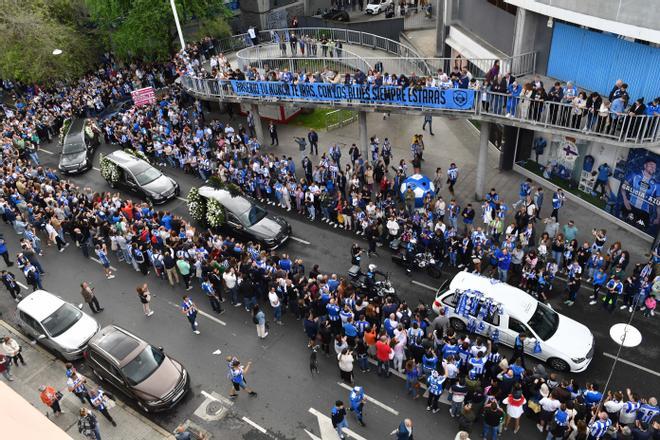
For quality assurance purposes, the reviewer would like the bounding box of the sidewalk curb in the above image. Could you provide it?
[0,319,175,439]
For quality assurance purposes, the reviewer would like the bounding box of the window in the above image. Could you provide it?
[125,172,137,185]
[41,304,82,337]
[227,212,241,225]
[508,317,527,334]
[20,311,42,333]
[121,346,165,386]
[90,352,115,375]
[478,304,500,326]
[527,303,559,341]
[442,292,457,307]
[486,0,517,14]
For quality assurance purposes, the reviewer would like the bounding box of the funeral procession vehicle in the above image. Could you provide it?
[432,271,595,372]
[187,183,291,250]
[16,290,100,360]
[84,325,189,412]
[101,150,179,204]
[58,118,101,174]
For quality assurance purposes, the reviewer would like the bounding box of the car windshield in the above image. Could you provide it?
[134,167,162,186]
[121,346,165,386]
[239,205,268,226]
[41,304,82,337]
[527,302,559,341]
[62,143,85,155]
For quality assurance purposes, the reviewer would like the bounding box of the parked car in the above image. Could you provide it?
[15,290,100,360]
[58,118,100,174]
[321,8,350,21]
[84,325,189,412]
[102,150,179,204]
[98,98,133,121]
[432,271,595,372]
[195,185,291,250]
[365,0,393,14]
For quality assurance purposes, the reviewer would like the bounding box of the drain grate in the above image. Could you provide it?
[207,401,223,415]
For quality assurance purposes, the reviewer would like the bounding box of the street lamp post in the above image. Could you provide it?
[170,0,186,52]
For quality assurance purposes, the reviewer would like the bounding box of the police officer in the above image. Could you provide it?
[349,386,366,426]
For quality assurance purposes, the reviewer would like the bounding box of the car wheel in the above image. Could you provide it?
[548,357,570,372]
[137,401,149,413]
[450,318,466,331]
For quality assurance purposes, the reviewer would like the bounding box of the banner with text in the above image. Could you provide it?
[229,81,476,110]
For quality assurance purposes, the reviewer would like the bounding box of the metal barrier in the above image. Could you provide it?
[480,91,660,144]
[180,76,659,145]
[235,44,373,74]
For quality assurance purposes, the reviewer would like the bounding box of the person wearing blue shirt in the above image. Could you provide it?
[637,397,659,424]
[597,276,623,311]
[547,405,570,440]
[506,81,522,117]
[421,349,438,376]
[551,188,565,220]
[590,267,608,303]
[349,386,366,427]
[497,248,511,282]
[326,299,341,334]
[514,178,532,209]
[587,411,612,440]
[426,366,448,414]
[594,163,611,196]
[583,383,603,408]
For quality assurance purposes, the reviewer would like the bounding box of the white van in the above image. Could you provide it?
[432,271,594,372]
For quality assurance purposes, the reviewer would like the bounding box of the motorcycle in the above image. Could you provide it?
[391,250,443,279]
[347,265,397,300]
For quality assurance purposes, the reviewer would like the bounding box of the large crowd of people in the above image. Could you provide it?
[0,36,659,440]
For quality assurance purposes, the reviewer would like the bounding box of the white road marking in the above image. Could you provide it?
[242,416,268,434]
[291,236,310,245]
[411,280,437,291]
[176,196,188,202]
[16,281,28,290]
[304,429,323,440]
[603,352,660,377]
[39,148,55,155]
[201,390,220,402]
[308,408,368,440]
[92,167,101,171]
[90,257,118,271]
[336,382,399,415]
[168,302,227,326]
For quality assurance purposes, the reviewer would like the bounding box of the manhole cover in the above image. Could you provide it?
[207,401,223,415]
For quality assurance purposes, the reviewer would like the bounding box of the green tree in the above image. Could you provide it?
[0,0,96,84]
[85,0,232,61]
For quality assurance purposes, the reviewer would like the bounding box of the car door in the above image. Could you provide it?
[225,211,247,240]
[19,311,56,350]
[475,302,501,338]
[89,351,131,397]
[503,317,540,355]
[122,169,141,195]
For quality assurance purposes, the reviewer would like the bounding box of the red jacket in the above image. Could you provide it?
[375,340,392,362]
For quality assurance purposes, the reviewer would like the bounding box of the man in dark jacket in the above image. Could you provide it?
[395,418,414,439]
[331,400,348,439]
[307,129,319,155]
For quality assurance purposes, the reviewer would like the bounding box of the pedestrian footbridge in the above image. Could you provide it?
[181,27,659,150]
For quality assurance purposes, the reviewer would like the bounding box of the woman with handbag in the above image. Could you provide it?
[39,385,63,417]
[136,283,154,317]
[1,336,25,366]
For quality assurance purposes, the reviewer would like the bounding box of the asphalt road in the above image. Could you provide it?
[0,137,658,440]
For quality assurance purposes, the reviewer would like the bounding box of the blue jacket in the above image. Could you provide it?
[396,421,413,440]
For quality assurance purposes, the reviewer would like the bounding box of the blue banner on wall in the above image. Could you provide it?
[229,80,476,110]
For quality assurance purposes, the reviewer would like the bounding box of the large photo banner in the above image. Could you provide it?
[229,80,476,110]
[614,148,660,236]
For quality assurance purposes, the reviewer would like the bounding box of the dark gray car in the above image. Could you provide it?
[103,150,179,204]
[58,118,100,174]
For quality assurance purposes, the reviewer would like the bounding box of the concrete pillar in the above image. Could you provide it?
[435,0,452,57]
[250,104,264,143]
[475,121,490,201]
[358,111,369,160]
[303,0,312,16]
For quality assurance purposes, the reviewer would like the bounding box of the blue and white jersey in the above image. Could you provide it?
[96,248,109,265]
[230,366,244,383]
[637,403,660,423]
[349,388,364,409]
[468,357,485,377]
[355,319,369,335]
[588,419,612,438]
[623,173,659,211]
[519,181,531,198]
[552,192,564,209]
[605,279,623,294]
[447,167,458,182]
[427,374,446,395]
[622,400,641,415]
[201,281,215,296]
[326,303,340,321]
[181,299,196,316]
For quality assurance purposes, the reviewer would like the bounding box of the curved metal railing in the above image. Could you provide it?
[235,43,374,75]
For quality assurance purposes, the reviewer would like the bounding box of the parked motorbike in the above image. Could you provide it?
[391,250,443,278]
[347,265,397,300]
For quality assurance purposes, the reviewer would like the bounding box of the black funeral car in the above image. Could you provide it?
[197,185,291,249]
[58,118,100,174]
[103,150,179,204]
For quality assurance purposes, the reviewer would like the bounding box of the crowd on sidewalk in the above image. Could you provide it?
[0,36,659,440]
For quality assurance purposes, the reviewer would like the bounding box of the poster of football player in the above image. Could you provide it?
[615,148,660,236]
